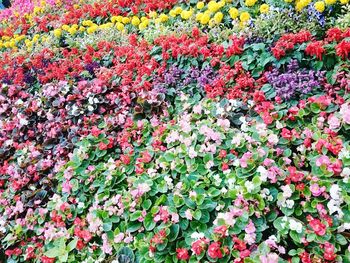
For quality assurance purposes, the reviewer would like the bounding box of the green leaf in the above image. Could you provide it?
[336,234,348,245]
[169,224,180,242]
[144,214,156,231]
[142,199,152,210]
[66,238,78,252]
[130,211,142,221]
[127,221,142,232]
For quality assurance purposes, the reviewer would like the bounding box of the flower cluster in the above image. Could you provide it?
[1,0,350,262]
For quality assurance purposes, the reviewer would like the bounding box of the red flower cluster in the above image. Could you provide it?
[307,215,327,236]
[305,41,325,60]
[272,30,312,59]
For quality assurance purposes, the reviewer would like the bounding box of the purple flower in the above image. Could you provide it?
[266,60,324,100]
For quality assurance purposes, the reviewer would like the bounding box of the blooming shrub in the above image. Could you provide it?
[1,0,350,262]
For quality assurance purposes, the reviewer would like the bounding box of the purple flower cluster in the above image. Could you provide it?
[266,59,325,100]
[153,65,216,94]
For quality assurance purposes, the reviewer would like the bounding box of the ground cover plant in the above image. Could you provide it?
[1,0,350,262]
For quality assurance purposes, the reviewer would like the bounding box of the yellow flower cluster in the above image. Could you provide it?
[289,0,348,12]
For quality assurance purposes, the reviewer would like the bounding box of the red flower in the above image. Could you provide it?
[326,28,343,42]
[208,242,223,259]
[120,154,131,165]
[222,162,229,171]
[191,238,209,255]
[281,128,292,140]
[214,225,228,237]
[305,41,325,60]
[233,237,246,251]
[324,242,336,261]
[219,150,227,159]
[287,166,304,183]
[336,40,350,60]
[308,217,326,236]
[41,256,56,263]
[176,248,190,260]
[76,239,85,250]
[299,251,311,263]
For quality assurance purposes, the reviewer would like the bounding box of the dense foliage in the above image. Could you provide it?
[1,0,350,262]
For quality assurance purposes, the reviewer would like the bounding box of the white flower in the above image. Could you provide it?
[276,121,283,129]
[216,106,225,115]
[256,123,267,137]
[191,232,205,239]
[245,181,255,193]
[257,166,268,182]
[267,134,279,145]
[285,199,294,209]
[327,199,343,217]
[342,167,350,177]
[330,184,341,200]
[281,185,293,198]
[188,147,198,159]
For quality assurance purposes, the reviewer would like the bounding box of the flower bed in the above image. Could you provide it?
[1,0,350,262]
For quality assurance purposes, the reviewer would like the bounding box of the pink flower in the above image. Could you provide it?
[260,253,279,263]
[310,183,326,197]
[214,225,228,237]
[114,233,125,243]
[185,209,193,220]
[240,152,253,168]
[62,180,72,194]
[316,155,331,167]
[328,115,340,130]
[340,104,350,124]
[245,220,256,234]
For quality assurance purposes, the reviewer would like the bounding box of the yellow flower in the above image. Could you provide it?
[53,28,62,37]
[260,4,269,13]
[314,1,325,12]
[245,0,257,6]
[149,11,157,19]
[116,16,123,22]
[200,13,211,24]
[181,10,193,20]
[111,16,118,23]
[295,0,311,11]
[197,1,205,9]
[68,27,77,35]
[208,1,220,12]
[116,22,124,31]
[218,0,225,7]
[284,0,293,2]
[213,12,223,23]
[62,24,70,31]
[122,17,130,24]
[169,9,177,17]
[87,25,98,34]
[340,0,349,4]
[131,16,140,26]
[240,11,250,22]
[196,12,204,21]
[209,18,216,27]
[138,22,148,30]
[159,14,169,22]
[82,20,93,26]
[229,7,239,19]
[175,7,183,14]
[79,26,85,32]
[325,0,336,4]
